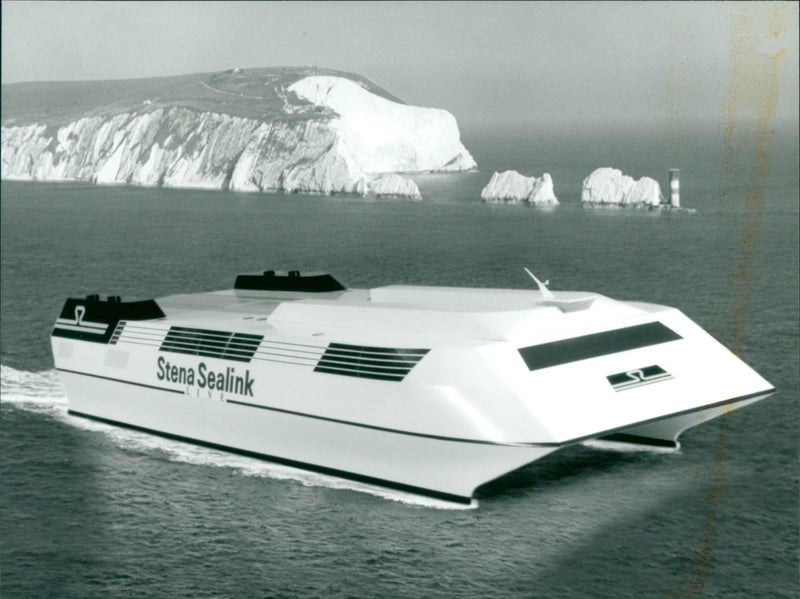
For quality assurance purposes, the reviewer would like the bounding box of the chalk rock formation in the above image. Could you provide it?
[367,174,421,198]
[581,167,663,207]
[1,71,476,199]
[481,170,558,205]
[288,76,476,173]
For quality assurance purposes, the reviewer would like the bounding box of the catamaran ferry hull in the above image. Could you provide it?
[59,369,560,503]
[52,271,775,503]
[59,367,771,503]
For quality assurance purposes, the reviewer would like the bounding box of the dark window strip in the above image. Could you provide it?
[52,327,110,343]
[159,347,252,363]
[316,364,412,378]
[160,342,257,355]
[322,351,423,365]
[328,342,429,357]
[160,342,262,356]
[255,346,323,357]
[164,340,230,352]
[162,349,251,362]
[168,326,262,341]
[163,332,262,344]
[313,366,405,382]
[194,349,251,360]
[317,354,418,369]
[160,347,257,362]
[162,332,224,342]
[518,322,682,371]
[109,322,125,345]
[232,332,264,341]
[160,327,263,363]
[160,339,259,351]
[316,359,411,376]
[160,340,260,354]
[162,334,261,345]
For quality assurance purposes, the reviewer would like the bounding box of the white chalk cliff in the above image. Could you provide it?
[288,77,476,174]
[481,170,558,205]
[1,73,475,198]
[581,167,663,207]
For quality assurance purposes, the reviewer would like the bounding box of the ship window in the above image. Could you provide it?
[518,322,681,371]
[314,343,428,382]
[160,327,263,362]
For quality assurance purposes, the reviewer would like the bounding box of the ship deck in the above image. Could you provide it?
[155,285,610,343]
[157,288,353,330]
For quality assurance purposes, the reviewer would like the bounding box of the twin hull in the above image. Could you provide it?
[51,276,774,503]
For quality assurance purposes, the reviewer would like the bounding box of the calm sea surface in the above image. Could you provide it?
[1,129,798,597]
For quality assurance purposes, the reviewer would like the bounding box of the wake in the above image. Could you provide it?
[0,364,66,413]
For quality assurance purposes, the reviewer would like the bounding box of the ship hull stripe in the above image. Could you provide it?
[55,368,773,449]
[56,368,185,395]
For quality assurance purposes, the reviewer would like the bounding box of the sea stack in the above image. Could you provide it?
[481,170,558,206]
[581,167,663,208]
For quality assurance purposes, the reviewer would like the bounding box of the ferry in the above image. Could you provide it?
[51,270,774,503]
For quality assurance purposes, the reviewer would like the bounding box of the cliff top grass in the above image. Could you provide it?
[1,66,404,128]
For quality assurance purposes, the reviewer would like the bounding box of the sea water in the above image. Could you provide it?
[1,128,798,597]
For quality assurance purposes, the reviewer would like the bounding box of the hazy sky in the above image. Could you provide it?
[2,1,798,131]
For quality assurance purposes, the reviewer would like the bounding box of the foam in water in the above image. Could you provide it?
[582,438,680,454]
[0,365,474,509]
[0,364,67,413]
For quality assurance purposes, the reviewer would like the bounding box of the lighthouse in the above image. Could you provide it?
[668,169,680,208]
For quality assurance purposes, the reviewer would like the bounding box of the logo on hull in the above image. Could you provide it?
[607,365,672,392]
[54,305,110,336]
[156,356,255,398]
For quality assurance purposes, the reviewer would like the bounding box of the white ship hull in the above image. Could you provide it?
[52,272,775,503]
[59,371,558,502]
